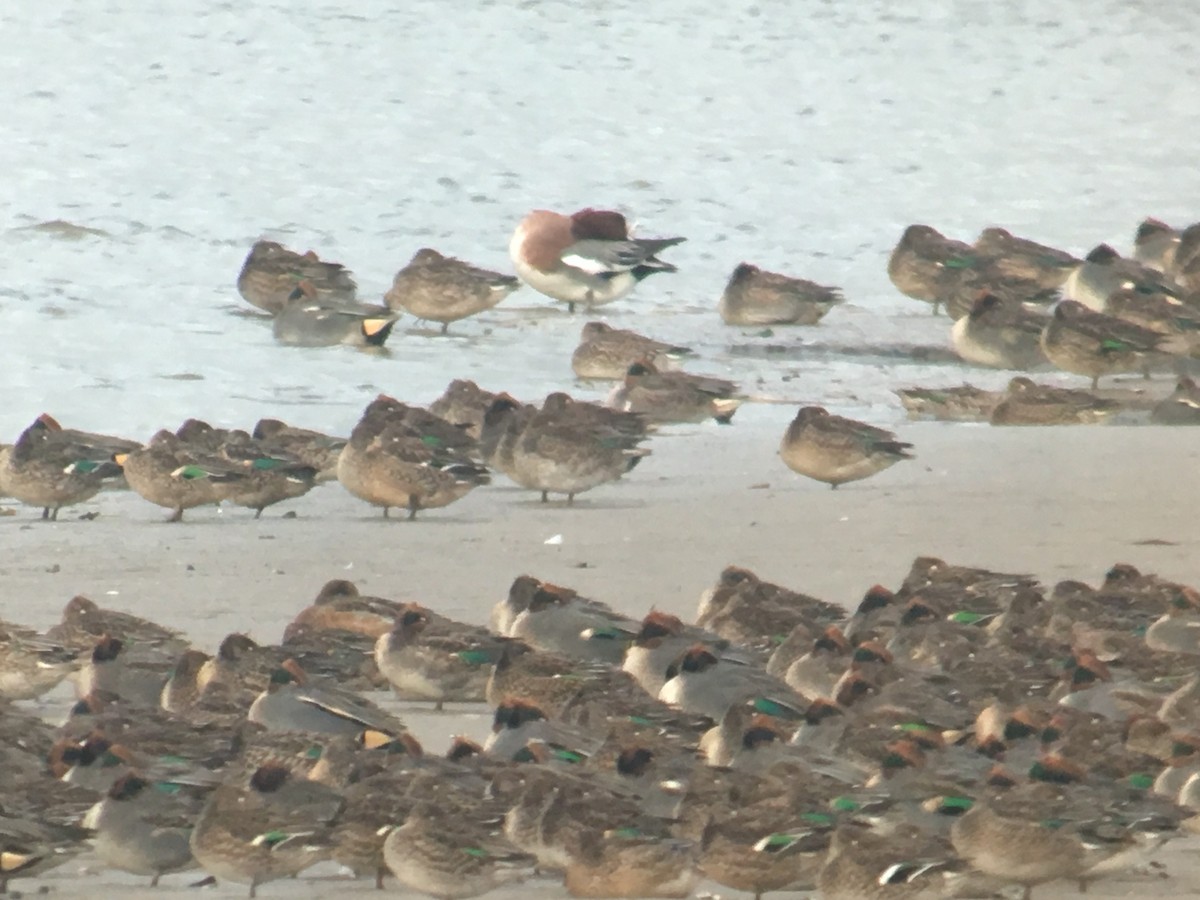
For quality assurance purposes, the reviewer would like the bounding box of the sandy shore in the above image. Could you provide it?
[6,414,1200,898]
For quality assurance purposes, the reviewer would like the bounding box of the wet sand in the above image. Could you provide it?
[6,415,1200,898]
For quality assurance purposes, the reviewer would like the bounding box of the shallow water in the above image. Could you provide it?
[3,0,1198,441]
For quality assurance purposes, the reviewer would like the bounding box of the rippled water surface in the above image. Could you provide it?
[3,0,1198,439]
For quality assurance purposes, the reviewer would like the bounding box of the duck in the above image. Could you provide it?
[718,262,843,326]
[1040,300,1178,389]
[1063,244,1179,312]
[0,806,89,895]
[0,618,78,700]
[117,430,248,522]
[384,247,519,333]
[950,293,1049,370]
[989,377,1122,426]
[1151,376,1200,424]
[46,595,189,656]
[505,578,638,663]
[82,772,199,885]
[175,422,320,518]
[428,379,506,440]
[272,280,398,348]
[189,762,344,898]
[283,579,407,641]
[76,634,173,708]
[819,824,964,900]
[508,392,651,504]
[478,395,537,480]
[251,418,346,482]
[1144,591,1200,654]
[509,208,685,312]
[780,406,913,489]
[337,397,489,519]
[382,803,537,899]
[571,321,694,380]
[697,565,843,652]
[972,227,1078,292]
[1133,218,1180,273]
[622,611,731,697]
[887,224,975,315]
[0,414,126,520]
[893,384,1003,422]
[608,361,742,424]
[1103,286,1200,348]
[247,659,409,736]
[565,828,697,898]
[236,239,357,315]
[658,645,807,723]
[374,604,515,709]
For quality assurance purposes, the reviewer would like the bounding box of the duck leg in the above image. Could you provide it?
[167,507,184,523]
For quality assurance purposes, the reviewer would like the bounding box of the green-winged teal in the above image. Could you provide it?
[972,227,1078,291]
[82,772,198,885]
[236,239,357,315]
[428,379,505,441]
[719,262,842,326]
[118,430,247,522]
[887,225,974,315]
[950,293,1049,370]
[1151,376,1200,424]
[272,280,398,348]
[1,414,126,519]
[190,762,344,897]
[374,604,514,708]
[571,321,694,380]
[0,618,78,700]
[382,802,537,898]
[893,384,1003,422]
[565,828,696,898]
[1063,244,1179,312]
[989,377,1121,426]
[251,418,345,482]
[658,645,806,722]
[780,406,913,489]
[337,396,489,519]
[384,247,519,333]
[1133,218,1180,273]
[1040,300,1178,389]
[508,392,651,504]
[608,361,741,424]
[248,659,408,736]
[509,208,685,312]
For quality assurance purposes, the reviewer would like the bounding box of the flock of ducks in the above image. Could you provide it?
[891,219,1200,421]
[3,557,1200,900]
[4,207,1200,898]
[9,207,1196,522]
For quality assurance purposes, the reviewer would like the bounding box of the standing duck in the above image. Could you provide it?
[0,414,129,520]
[1040,300,1179,389]
[385,248,519,333]
[508,393,650,504]
[189,762,344,897]
[509,208,685,312]
[780,407,913,489]
[337,397,489,519]
[117,430,247,522]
